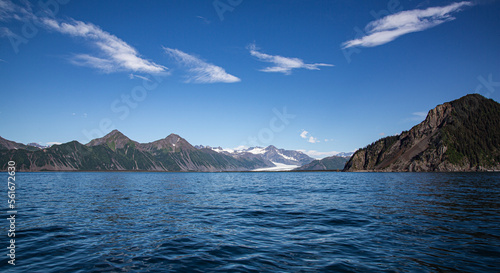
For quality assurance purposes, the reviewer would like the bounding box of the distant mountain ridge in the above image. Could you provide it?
[0,131,304,172]
[295,156,349,171]
[27,143,50,149]
[0,137,39,151]
[335,152,354,158]
[344,94,500,172]
[198,145,314,166]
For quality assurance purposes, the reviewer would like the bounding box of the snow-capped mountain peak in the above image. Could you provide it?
[335,152,354,158]
[246,147,266,155]
[195,145,315,166]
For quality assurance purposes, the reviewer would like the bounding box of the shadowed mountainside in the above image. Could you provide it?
[295,156,349,171]
[0,130,273,171]
[344,94,500,172]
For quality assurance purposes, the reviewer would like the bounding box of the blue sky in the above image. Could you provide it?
[1,0,499,158]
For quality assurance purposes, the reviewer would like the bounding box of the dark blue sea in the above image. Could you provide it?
[1,172,499,272]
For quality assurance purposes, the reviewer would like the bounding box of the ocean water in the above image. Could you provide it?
[1,172,499,272]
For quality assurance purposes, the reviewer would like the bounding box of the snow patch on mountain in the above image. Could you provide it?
[277,151,297,162]
[252,162,299,171]
[195,145,315,166]
[247,147,266,155]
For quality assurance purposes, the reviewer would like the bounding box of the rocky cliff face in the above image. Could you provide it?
[344,94,500,172]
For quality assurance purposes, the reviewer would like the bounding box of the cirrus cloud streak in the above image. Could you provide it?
[42,18,167,73]
[342,1,473,48]
[0,0,167,74]
[163,47,240,83]
[248,43,333,75]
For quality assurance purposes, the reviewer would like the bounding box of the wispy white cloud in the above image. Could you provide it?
[233,145,249,150]
[70,54,115,72]
[163,47,240,83]
[0,26,17,39]
[129,73,152,82]
[0,0,32,22]
[300,130,309,139]
[42,18,167,73]
[196,15,211,24]
[342,1,473,48]
[297,150,340,159]
[248,43,333,75]
[413,111,427,118]
[404,111,428,122]
[46,142,62,146]
[0,0,15,20]
[0,0,167,74]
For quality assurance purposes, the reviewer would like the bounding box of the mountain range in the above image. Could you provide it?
[2,94,498,172]
[295,156,349,171]
[344,94,500,172]
[0,131,314,172]
[335,152,355,158]
[196,145,314,166]
[295,151,354,171]
[0,137,40,151]
[27,143,50,149]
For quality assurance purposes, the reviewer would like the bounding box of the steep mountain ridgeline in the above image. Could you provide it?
[2,140,164,171]
[0,136,40,151]
[344,94,500,172]
[86,129,139,151]
[0,131,274,171]
[262,145,314,166]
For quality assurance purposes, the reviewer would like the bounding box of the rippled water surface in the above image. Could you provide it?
[2,172,499,272]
